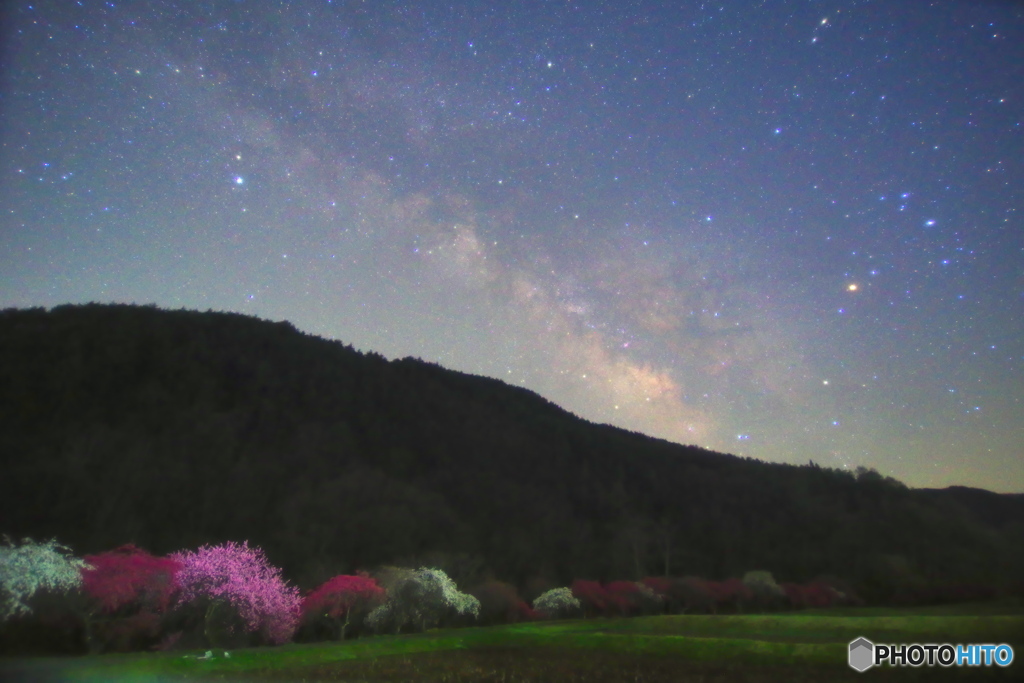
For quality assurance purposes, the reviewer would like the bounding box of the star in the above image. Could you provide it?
[1,0,1020,492]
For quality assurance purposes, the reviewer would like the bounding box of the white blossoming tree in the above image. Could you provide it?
[0,537,90,621]
[742,570,785,610]
[532,587,582,619]
[367,567,479,634]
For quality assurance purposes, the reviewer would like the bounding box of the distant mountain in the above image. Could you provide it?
[916,486,1024,531]
[2,304,1022,601]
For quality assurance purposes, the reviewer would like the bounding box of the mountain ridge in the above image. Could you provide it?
[2,303,1021,602]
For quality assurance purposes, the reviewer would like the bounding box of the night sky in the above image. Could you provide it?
[2,1,1021,493]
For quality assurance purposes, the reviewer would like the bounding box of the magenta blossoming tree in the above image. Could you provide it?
[79,545,181,653]
[82,545,181,615]
[170,541,300,646]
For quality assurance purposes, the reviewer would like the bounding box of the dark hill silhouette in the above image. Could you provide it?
[1,303,1021,602]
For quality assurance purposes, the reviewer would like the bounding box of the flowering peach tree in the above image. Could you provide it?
[604,580,662,615]
[82,545,181,615]
[570,579,608,617]
[470,579,537,624]
[170,541,300,646]
[79,544,181,652]
[301,574,385,640]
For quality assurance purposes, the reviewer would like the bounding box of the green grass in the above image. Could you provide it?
[3,605,1022,682]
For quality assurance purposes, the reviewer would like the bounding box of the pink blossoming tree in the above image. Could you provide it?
[170,541,300,647]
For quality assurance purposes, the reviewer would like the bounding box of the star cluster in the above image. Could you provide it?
[2,1,1021,491]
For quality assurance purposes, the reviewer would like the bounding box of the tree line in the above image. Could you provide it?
[0,536,861,655]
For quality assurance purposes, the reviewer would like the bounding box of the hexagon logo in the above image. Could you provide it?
[849,637,875,672]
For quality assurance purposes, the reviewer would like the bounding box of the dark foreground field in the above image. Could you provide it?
[3,604,1022,682]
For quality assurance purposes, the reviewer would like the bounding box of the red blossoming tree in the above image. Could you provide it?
[470,580,537,625]
[802,580,840,608]
[605,580,662,616]
[301,574,385,640]
[782,582,809,609]
[79,544,181,653]
[603,581,640,616]
[782,580,844,610]
[706,578,753,613]
[570,579,609,618]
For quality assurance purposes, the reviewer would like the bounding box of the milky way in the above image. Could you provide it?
[2,1,1021,491]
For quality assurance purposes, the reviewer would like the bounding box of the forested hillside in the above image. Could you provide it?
[2,304,1022,602]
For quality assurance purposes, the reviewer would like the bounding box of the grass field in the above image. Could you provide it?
[3,603,1022,682]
